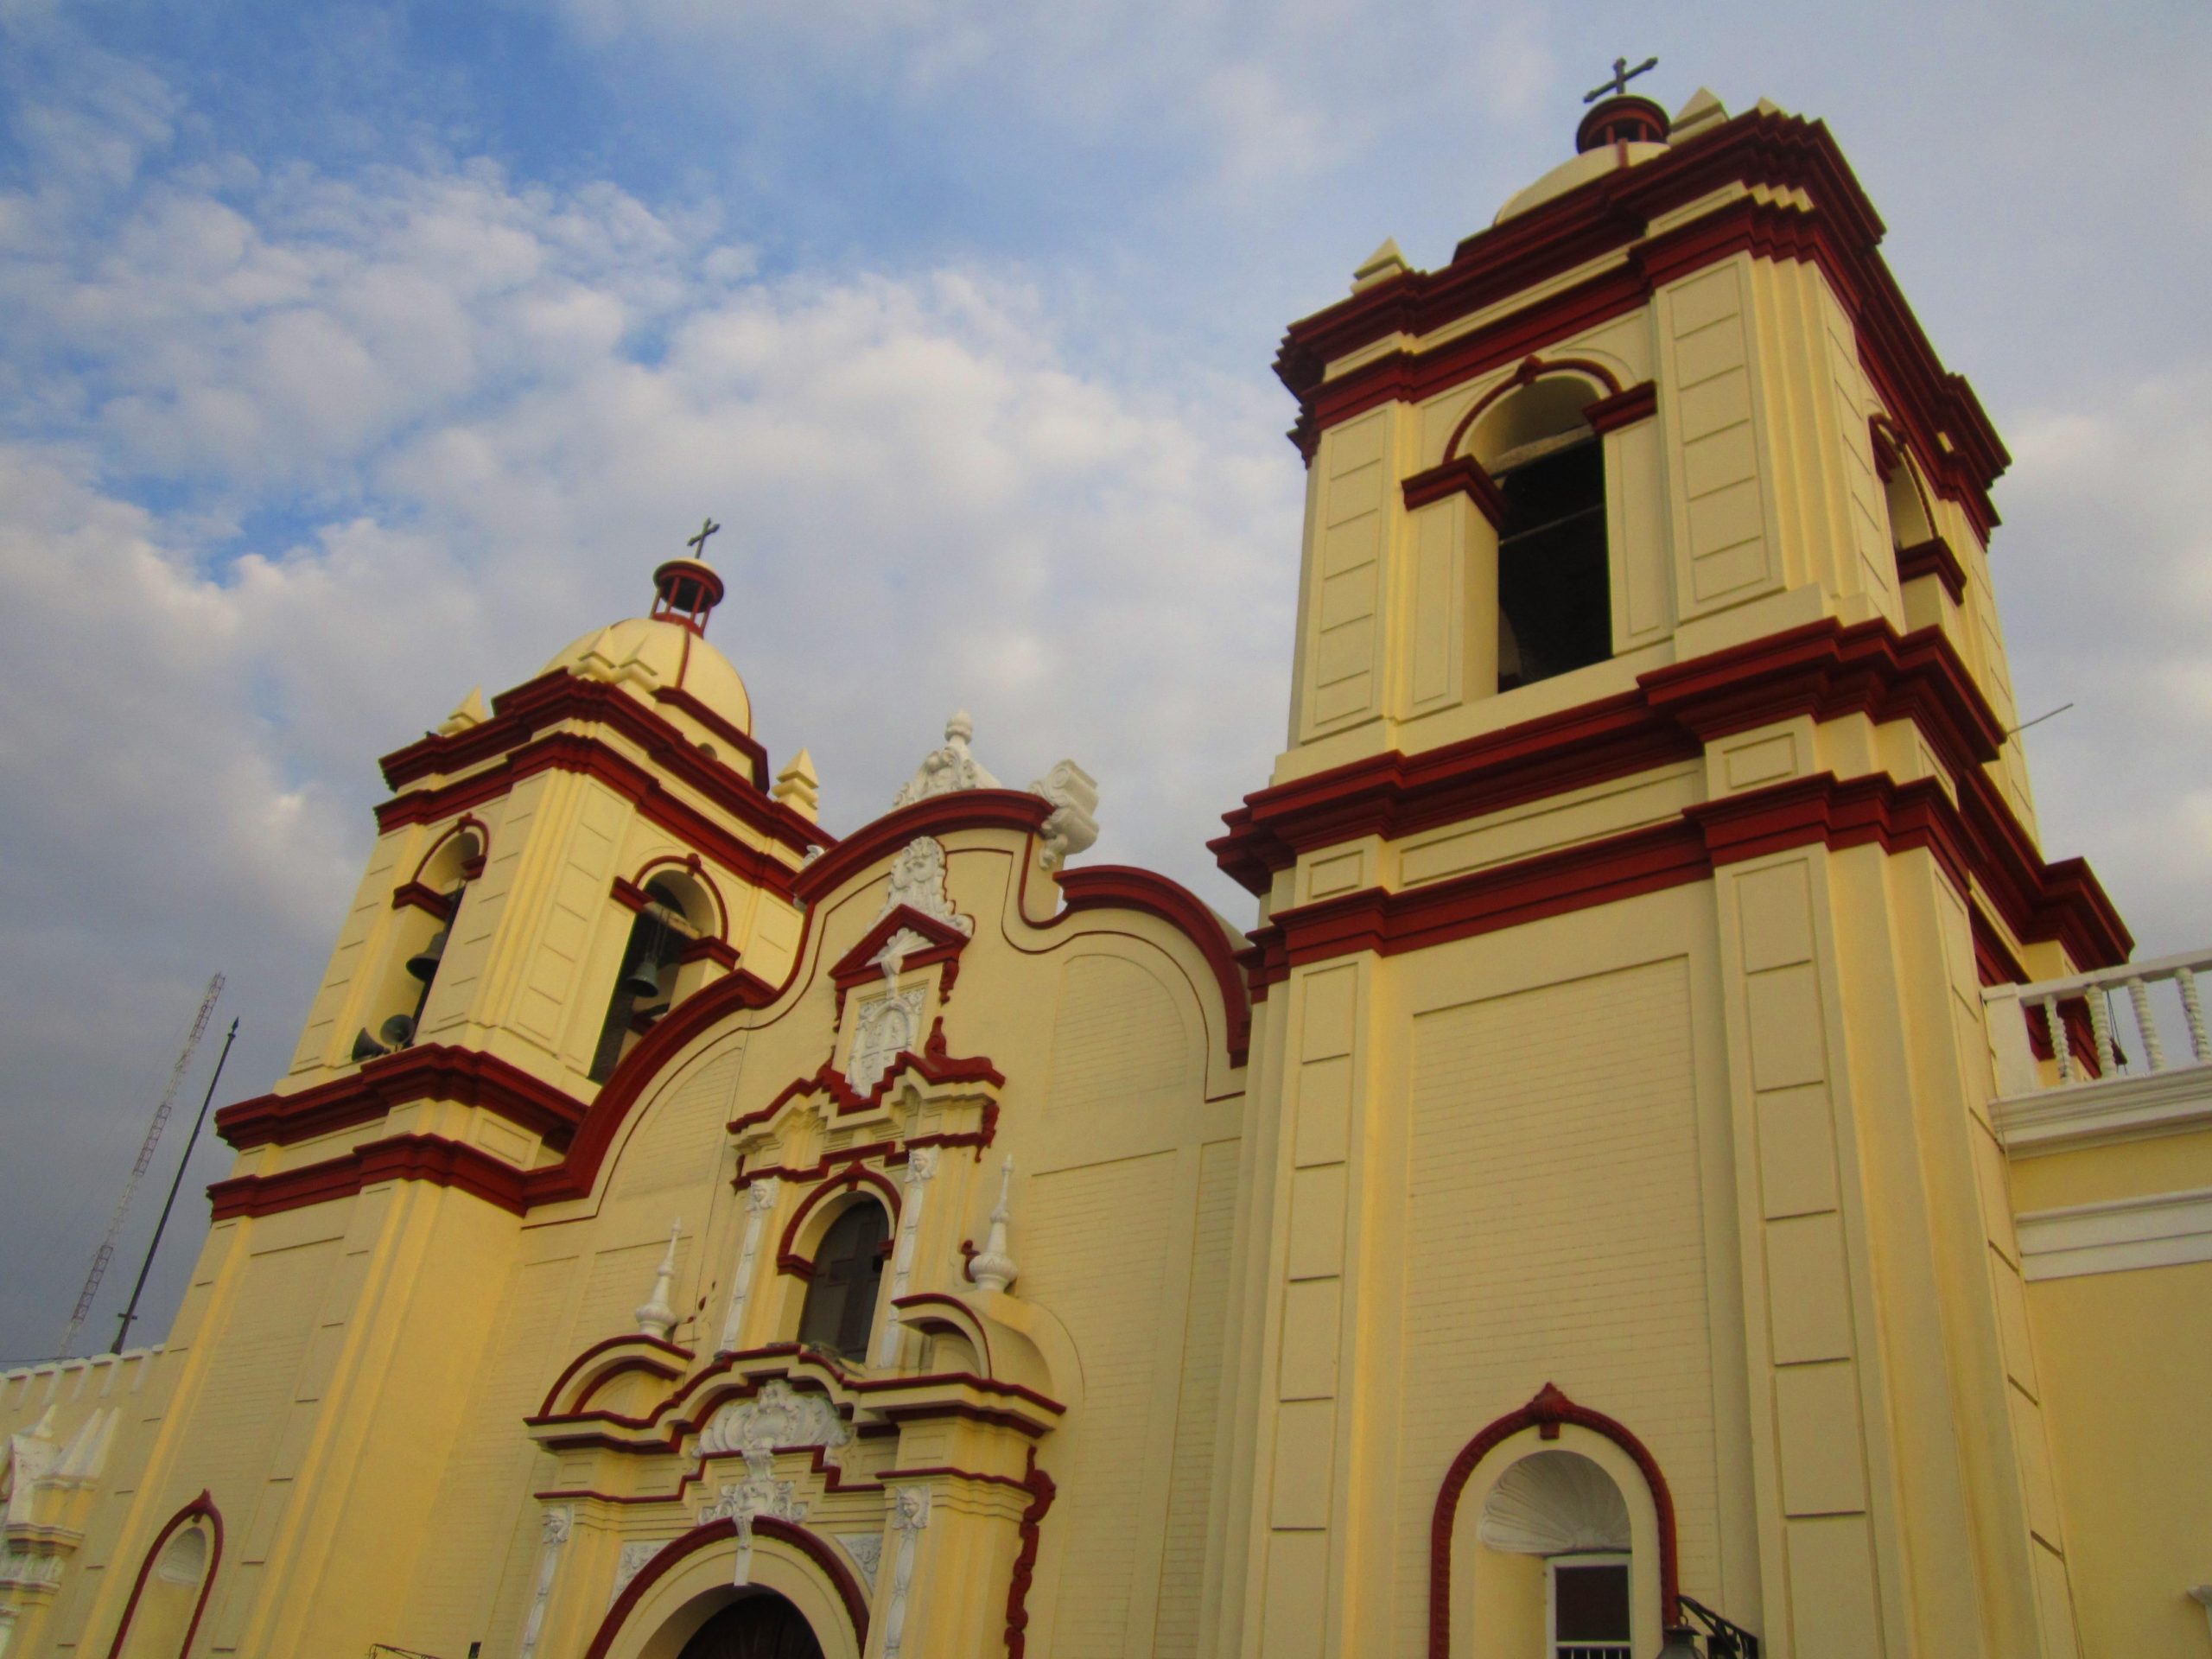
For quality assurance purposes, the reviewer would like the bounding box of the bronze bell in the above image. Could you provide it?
[405,928,448,982]
[351,1026,386,1063]
[621,954,664,1002]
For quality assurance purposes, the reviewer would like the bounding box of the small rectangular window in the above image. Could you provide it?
[1549,1553,1631,1658]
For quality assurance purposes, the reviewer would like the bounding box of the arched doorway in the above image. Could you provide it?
[677,1592,823,1659]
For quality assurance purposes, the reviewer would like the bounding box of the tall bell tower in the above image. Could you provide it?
[1212,84,2126,1659]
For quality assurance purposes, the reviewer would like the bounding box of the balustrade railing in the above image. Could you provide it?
[1985,948,2212,1100]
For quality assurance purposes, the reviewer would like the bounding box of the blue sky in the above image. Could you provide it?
[3,0,2208,1361]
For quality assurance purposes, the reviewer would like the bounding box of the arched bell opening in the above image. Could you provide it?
[785,1198,893,1365]
[591,874,713,1083]
[353,826,481,1065]
[1465,376,1616,693]
[674,1590,823,1659]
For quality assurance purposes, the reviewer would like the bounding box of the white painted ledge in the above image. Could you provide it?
[1992,1064,2212,1157]
[2017,1187,2212,1281]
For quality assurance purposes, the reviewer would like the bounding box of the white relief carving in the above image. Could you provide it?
[969,1156,1020,1294]
[833,1531,885,1587]
[697,1379,853,1465]
[716,1179,782,1355]
[872,1147,939,1367]
[881,1485,931,1659]
[892,712,1000,809]
[0,1548,61,1590]
[873,836,972,936]
[633,1219,682,1341]
[871,926,932,967]
[848,984,925,1094]
[1027,760,1100,870]
[609,1540,666,1606]
[1477,1450,1631,1555]
[700,1465,806,1586]
[516,1505,571,1659]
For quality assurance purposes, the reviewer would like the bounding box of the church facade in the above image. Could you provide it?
[6,85,2209,1659]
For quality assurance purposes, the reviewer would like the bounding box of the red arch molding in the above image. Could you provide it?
[105,1490,224,1659]
[408,814,491,885]
[1427,1381,1679,1656]
[626,851,733,942]
[582,1515,868,1659]
[777,1172,901,1276]
[1441,353,1625,463]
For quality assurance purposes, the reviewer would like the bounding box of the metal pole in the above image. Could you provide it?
[112,1018,238,1354]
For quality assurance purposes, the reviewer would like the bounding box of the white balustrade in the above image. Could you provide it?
[1986,947,2212,1103]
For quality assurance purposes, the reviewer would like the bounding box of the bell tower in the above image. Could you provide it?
[1213,86,2126,1659]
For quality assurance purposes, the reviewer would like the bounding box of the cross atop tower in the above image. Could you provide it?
[686,516,721,558]
[1584,55,1657,104]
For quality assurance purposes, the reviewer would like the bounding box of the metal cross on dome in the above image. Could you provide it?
[686,516,721,557]
[1584,55,1658,104]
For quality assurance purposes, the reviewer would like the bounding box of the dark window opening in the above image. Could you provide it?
[1495,438,1611,690]
[796,1204,890,1362]
[1552,1557,1631,1656]
[678,1591,824,1659]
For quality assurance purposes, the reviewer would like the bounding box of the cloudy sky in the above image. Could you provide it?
[2,0,2207,1362]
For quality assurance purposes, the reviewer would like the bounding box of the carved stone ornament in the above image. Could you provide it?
[0,1548,62,1590]
[701,1467,807,1586]
[1027,760,1100,870]
[873,836,972,937]
[881,1485,932,1659]
[1476,1449,1631,1555]
[610,1540,665,1606]
[848,983,926,1094]
[835,1531,885,1587]
[698,1379,853,1464]
[892,712,1001,808]
[516,1504,573,1659]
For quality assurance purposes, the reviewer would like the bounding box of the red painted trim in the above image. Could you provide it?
[1243,771,1974,988]
[651,685,769,785]
[1895,536,1968,604]
[827,906,974,1011]
[537,1333,695,1420]
[581,1516,868,1659]
[408,815,491,885]
[379,671,824,859]
[1428,1382,1679,1656]
[1440,353,1624,463]
[730,1036,1007,1139]
[104,1491,223,1659]
[1401,454,1506,524]
[1004,1448,1058,1659]
[1576,94,1670,154]
[389,880,457,920]
[680,935,741,970]
[1277,110,2006,537]
[207,1131,527,1220]
[216,1044,588,1153]
[1958,767,2131,969]
[1583,379,1658,434]
[1049,865,1253,1067]
[776,1170,901,1268]
[797,790,1054,906]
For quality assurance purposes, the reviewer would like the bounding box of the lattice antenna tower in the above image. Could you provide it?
[56,972,225,1357]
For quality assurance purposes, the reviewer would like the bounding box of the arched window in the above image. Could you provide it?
[1479,1451,1633,1657]
[796,1203,890,1363]
[353,830,480,1064]
[589,876,706,1083]
[110,1502,219,1659]
[1468,379,1614,691]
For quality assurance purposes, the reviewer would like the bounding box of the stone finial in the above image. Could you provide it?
[1669,86,1727,143]
[634,1219,682,1340]
[892,711,1001,808]
[1028,760,1099,870]
[969,1158,1019,1294]
[1351,237,1410,293]
[437,686,489,735]
[773,747,821,819]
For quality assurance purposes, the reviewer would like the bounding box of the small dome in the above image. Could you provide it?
[1494,139,1671,224]
[542,613,753,734]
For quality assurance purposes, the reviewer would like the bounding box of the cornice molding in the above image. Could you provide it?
[216,1044,588,1153]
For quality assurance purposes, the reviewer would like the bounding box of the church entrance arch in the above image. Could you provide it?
[584,1517,866,1659]
[677,1591,823,1659]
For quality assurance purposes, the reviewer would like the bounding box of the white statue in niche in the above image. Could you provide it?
[874,836,971,935]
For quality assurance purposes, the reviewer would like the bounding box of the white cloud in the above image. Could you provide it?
[0,64,1300,1356]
